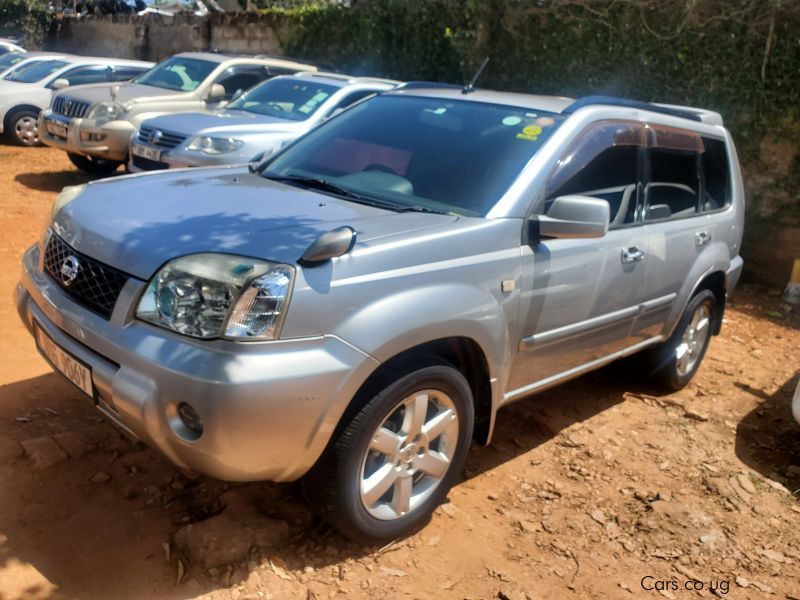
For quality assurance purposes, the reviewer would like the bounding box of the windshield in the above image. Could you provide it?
[227,78,338,121]
[4,60,67,83]
[133,56,216,92]
[0,53,26,71]
[262,94,564,216]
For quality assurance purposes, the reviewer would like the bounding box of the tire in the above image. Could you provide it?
[67,152,122,176]
[642,289,717,391]
[304,362,474,543]
[6,108,41,146]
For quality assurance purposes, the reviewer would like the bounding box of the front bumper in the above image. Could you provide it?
[39,110,134,162]
[17,243,379,481]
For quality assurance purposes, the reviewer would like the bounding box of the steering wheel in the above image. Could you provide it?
[363,163,398,175]
[266,102,286,111]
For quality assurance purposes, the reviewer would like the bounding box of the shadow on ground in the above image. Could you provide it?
[14,170,115,193]
[0,363,636,600]
[735,369,800,494]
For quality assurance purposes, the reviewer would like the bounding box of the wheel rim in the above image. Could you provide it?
[675,301,711,377]
[359,389,459,521]
[15,116,39,145]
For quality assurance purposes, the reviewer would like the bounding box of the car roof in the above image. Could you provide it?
[389,85,575,113]
[59,56,153,67]
[388,85,723,126]
[171,51,317,71]
[290,71,401,89]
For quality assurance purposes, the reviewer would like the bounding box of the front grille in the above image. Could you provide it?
[43,233,130,320]
[132,155,169,171]
[138,125,187,149]
[52,96,91,119]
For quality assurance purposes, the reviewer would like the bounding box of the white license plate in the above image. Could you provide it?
[131,142,161,162]
[46,121,68,138]
[34,323,94,398]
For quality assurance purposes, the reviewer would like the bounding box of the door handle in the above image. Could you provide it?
[695,231,711,246]
[621,246,644,264]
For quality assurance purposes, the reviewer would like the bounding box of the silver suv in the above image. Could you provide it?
[128,72,399,172]
[17,86,744,542]
[38,52,317,175]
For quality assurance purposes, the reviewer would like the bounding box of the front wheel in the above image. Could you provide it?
[305,363,474,543]
[6,108,41,146]
[67,152,122,176]
[643,289,717,391]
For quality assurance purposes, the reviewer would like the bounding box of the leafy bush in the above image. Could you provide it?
[0,0,53,47]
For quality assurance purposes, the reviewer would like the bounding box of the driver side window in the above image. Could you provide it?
[545,122,644,228]
[215,67,270,101]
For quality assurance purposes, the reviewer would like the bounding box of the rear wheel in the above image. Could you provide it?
[643,289,716,391]
[67,152,122,176]
[305,363,474,543]
[7,108,41,146]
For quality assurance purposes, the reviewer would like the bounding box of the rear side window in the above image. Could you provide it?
[646,149,699,221]
[110,67,147,82]
[702,137,730,211]
[645,126,730,222]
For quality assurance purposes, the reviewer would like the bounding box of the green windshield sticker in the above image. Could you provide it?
[502,116,522,126]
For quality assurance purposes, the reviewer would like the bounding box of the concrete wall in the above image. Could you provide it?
[52,14,283,62]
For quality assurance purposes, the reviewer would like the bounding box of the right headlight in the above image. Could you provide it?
[87,101,124,125]
[136,253,294,341]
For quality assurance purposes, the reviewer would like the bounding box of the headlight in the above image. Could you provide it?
[87,101,124,125]
[186,136,244,155]
[51,184,85,219]
[136,253,294,341]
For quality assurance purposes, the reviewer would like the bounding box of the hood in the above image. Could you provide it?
[142,109,301,137]
[53,167,457,280]
[55,81,188,105]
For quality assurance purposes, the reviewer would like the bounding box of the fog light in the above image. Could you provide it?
[177,402,204,437]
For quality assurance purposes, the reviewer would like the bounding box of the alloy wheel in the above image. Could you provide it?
[359,389,459,520]
[14,115,39,145]
[675,301,711,377]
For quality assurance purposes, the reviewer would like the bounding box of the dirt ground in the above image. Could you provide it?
[0,145,799,600]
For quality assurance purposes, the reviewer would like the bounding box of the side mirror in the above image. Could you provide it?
[52,78,70,90]
[533,195,610,240]
[206,83,226,103]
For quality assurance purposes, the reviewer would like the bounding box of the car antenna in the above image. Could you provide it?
[462,57,489,94]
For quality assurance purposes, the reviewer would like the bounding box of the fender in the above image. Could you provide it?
[662,239,730,339]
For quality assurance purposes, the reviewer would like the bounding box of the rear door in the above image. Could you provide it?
[635,126,731,340]
[507,120,649,394]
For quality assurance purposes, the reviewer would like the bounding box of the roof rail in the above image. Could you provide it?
[397,81,464,91]
[562,95,702,122]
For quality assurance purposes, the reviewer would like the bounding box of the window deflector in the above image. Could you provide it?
[545,121,646,201]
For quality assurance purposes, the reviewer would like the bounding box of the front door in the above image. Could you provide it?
[506,121,649,397]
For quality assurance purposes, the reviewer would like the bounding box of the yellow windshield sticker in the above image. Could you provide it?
[516,124,542,141]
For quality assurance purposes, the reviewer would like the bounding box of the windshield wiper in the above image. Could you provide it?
[262,173,402,211]
[396,205,451,215]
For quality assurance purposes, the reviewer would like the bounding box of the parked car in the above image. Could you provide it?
[0,52,69,78]
[40,52,318,174]
[129,72,400,172]
[1,55,152,146]
[16,88,744,542]
[0,38,25,55]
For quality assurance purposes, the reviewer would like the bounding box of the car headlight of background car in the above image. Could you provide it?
[136,253,294,341]
[86,101,126,125]
[186,136,244,155]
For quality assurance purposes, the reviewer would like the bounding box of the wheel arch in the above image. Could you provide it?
[337,336,494,446]
[3,104,42,129]
[691,270,726,335]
